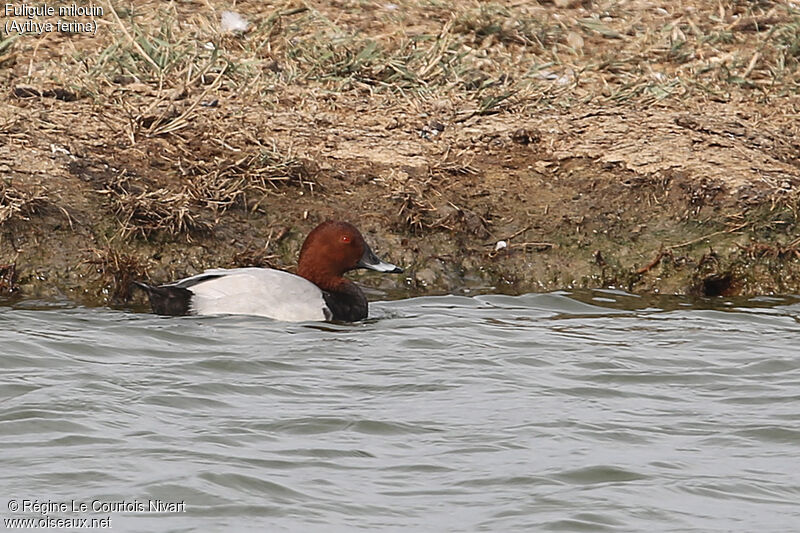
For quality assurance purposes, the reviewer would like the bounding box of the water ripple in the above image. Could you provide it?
[1,291,799,531]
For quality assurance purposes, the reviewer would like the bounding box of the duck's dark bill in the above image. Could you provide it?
[358,245,403,273]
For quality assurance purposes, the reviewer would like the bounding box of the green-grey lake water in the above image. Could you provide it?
[2,290,799,532]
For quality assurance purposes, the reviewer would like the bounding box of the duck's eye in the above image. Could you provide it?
[341,235,351,244]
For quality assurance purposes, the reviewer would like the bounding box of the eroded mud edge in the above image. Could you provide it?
[2,149,799,307]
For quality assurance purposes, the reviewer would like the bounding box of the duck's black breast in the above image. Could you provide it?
[321,284,368,322]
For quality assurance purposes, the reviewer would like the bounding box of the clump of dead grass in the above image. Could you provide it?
[95,137,318,237]
[388,168,489,237]
[230,246,278,269]
[85,4,239,88]
[740,237,800,261]
[179,136,319,215]
[84,246,149,301]
[392,188,438,234]
[67,4,251,145]
[0,262,17,296]
[111,187,209,238]
[0,180,47,226]
[287,30,469,89]
[99,174,211,238]
[454,3,563,47]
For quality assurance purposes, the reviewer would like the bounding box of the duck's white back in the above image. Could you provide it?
[185,268,329,322]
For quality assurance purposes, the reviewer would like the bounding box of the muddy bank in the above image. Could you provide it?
[2,1,800,304]
[3,104,799,305]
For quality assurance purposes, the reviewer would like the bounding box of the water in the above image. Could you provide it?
[2,290,800,532]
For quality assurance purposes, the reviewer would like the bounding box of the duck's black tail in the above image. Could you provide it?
[131,281,193,316]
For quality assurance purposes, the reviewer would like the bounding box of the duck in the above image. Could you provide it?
[133,220,403,322]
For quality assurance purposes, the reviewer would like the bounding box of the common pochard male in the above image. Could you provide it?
[133,221,403,322]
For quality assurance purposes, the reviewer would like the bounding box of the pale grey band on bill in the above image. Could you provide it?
[358,245,403,273]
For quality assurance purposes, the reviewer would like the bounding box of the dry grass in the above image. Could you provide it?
[4,0,800,238]
[10,2,800,132]
[100,177,211,238]
[186,140,319,214]
[230,245,278,269]
[0,180,47,226]
[93,138,317,238]
[84,246,149,301]
[741,237,800,260]
[8,2,800,119]
[0,262,17,296]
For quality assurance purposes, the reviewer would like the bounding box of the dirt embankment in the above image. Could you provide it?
[2,1,800,305]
